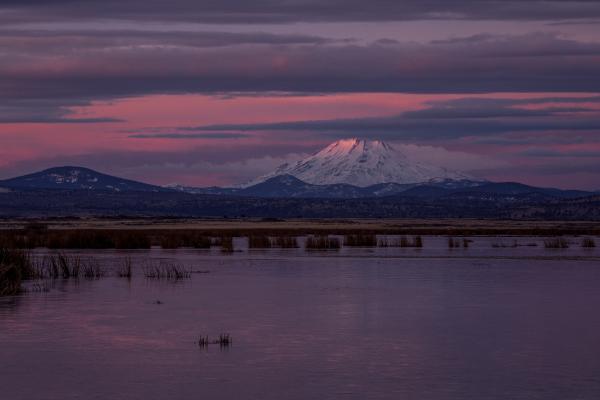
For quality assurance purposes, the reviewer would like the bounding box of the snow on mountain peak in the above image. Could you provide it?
[243,138,472,187]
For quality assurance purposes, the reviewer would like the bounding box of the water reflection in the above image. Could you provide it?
[1,242,600,399]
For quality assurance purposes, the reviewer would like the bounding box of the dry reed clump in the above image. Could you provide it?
[159,232,212,249]
[581,237,596,248]
[48,253,81,278]
[114,231,151,249]
[117,257,133,278]
[82,259,104,279]
[28,281,50,293]
[492,240,519,248]
[218,237,234,253]
[159,235,182,249]
[249,235,299,248]
[193,236,213,249]
[448,237,461,248]
[248,235,272,249]
[378,235,423,248]
[448,237,471,248]
[273,236,299,248]
[544,238,569,249]
[143,261,191,280]
[344,234,377,247]
[198,334,232,348]
[30,253,105,279]
[305,235,341,250]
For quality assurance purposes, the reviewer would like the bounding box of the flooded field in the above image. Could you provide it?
[2,236,600,399]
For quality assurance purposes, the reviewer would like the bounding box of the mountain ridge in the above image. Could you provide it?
[0,166,169,192]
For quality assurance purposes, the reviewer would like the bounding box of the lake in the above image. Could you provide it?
[1,236,600,399]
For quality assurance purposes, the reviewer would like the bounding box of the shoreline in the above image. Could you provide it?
[0,218,599,236]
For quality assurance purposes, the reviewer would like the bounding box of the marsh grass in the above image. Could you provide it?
[197,334,232,348]
[492,240,519,248]
[248,235,272,249]
[344,234,377,247]
[48,253,81,278]
[544,238,569,249]
[379,235,423,248]
[29,281,50,293]
[273,236,299,248]
[30,254,106,279]
[305,236,341,250]
[143,262,191,280]
[581,237,596,248]
[218,334,233,347]
[82,260,104,279]
[160,235,182,249]
[193,236,213,249]
[448,237,461,248]
[218,237,234,253]
[198,336,210,348]
[118,257,132,278]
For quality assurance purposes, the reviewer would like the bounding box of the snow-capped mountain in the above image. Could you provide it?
[243,138,474,187]
[0,166,168,192]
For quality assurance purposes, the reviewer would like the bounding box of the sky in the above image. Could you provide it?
[1,1,600,189]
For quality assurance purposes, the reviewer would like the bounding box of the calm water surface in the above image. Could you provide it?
[1,236,600,400]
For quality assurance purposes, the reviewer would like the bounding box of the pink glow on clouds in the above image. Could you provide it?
[1,92,600,189]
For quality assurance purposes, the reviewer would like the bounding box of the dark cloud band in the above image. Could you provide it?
[4,1,600,24]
